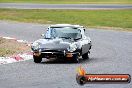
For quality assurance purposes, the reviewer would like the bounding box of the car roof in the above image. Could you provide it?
[50,24,84,28]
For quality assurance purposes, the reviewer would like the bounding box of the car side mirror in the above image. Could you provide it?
[83,29,85,32]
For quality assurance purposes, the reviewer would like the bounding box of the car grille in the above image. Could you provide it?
[41,48,68,52]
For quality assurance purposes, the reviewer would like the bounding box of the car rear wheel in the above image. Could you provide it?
[33,55,42,63]
[82,51,89,60]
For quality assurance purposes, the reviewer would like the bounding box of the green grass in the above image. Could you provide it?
[0,37,30,57]
[0,0,132,4]
[0,9,132,30]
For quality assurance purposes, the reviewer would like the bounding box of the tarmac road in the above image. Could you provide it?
[0,20,132,88]
[0,3,132,9]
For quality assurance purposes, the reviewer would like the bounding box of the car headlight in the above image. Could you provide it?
[67,44,77,52]
[31,42,40,51]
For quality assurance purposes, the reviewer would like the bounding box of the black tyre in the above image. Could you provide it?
[33,55,42,63]
[82,52,89,60]
[72,55,79,63]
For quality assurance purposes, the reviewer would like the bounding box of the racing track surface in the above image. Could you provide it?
[0,3,132,9]
[0,20,132,88]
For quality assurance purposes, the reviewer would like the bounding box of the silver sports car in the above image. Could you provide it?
[31,24,92,63]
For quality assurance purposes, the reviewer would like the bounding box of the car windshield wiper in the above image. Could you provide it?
[59,37,72,39]
[74,37,81,40]
[44,37,52,39]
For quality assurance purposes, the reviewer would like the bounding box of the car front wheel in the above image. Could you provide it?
[82,51,89,60]
[33,55,42,63]
[72,55,79,63]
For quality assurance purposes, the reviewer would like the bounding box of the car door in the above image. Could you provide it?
[80,28,91,55]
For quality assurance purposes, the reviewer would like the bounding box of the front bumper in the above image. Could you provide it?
[33,50,80,59]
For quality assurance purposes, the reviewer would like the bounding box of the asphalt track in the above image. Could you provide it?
[0,3,132,9]
[0,20,132,88]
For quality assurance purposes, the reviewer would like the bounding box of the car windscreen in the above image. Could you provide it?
[49,27,82,39]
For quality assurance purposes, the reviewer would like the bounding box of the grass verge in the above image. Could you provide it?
[0,0,132,4]
[0,9,132,31]
[0,37,30,57]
